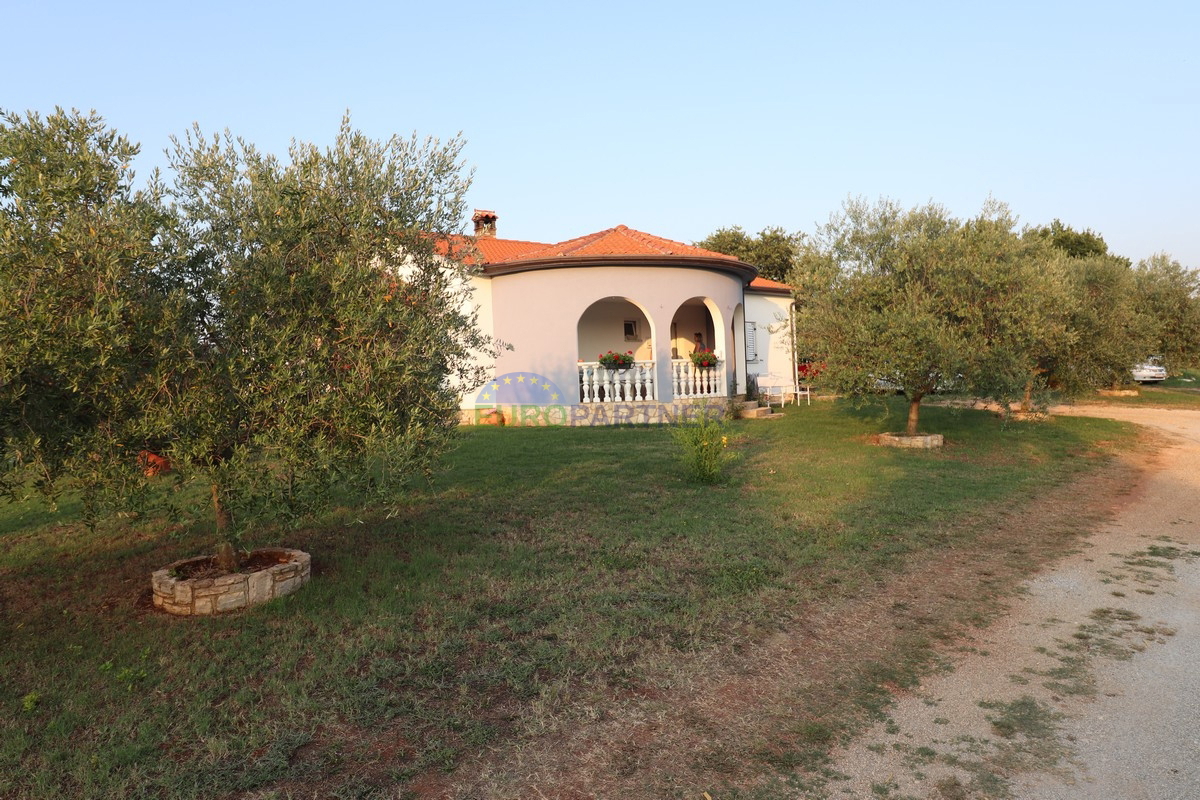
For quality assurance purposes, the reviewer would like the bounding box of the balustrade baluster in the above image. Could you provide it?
[577,361,664,404]
[582,366,591,403]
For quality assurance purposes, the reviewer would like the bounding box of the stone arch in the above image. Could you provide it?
[669,296,726,358]
[577,296,655,363]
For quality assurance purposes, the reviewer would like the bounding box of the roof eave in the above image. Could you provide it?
[747,284,794,297]
[482,254,759,282]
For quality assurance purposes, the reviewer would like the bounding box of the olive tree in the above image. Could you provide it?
[793,198,959,435]
[3,109,492,570]
[0,108,189,515]
[1037,254,1155,391]
[794,198,1067,435]
[1135,253,1200,371]
[162,117,491,568]
[1019,219,1159,392]
[937,209,1072,410]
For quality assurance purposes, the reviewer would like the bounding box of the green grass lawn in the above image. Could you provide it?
[0,400,1137,799]
[1161,367,1200,388]
[1016,367,1200,410]
[1081,378,1200,409]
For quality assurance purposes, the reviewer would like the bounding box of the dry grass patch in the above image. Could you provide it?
[447,446,1142,799]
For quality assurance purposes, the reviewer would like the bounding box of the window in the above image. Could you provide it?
[745,321,759,362]
[623,320,640,341]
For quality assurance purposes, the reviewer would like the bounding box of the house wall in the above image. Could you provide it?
[470,273,494,343]
[471,264,744,407]
[448,273,495,392]
[744,291,795,389]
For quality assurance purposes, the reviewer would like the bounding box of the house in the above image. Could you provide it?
[459,210,797,425]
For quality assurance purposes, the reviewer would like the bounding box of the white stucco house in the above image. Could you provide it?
[457,210,797,425]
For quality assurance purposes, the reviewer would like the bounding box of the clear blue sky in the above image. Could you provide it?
[7,0,1199,266]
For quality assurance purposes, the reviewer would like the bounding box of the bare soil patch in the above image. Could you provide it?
[169,549,293,580]
[829,406,1200,799]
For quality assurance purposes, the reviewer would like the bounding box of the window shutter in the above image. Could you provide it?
[745,321,758,362]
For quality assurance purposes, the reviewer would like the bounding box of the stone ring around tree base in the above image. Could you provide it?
[877,432,945,449]
[152,548,311,616]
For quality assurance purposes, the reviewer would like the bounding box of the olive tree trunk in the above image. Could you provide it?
[906,395,923,436]
[212,483,239,572]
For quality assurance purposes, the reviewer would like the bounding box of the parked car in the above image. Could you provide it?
[1131,357,1167,383]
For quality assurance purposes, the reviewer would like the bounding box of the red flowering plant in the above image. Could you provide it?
[798,359,825,380]
[598,350,635,369]
[689,349,721,369]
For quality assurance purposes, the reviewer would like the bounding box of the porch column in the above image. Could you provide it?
[651,309,678,403]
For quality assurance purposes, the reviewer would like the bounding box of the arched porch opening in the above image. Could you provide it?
[669,297,727,399]
[576,297,657,403]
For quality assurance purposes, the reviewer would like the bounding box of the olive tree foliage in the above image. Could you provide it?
[2,109,492,565]
[1134,252,1200,370]
[1027,219,1116,261]
[1023,220,1158,390]
[793,197,1068,435]
[1044,254,1155,391]
[0,108,189,514]
[162,117,492,560]
[696,225,803,282]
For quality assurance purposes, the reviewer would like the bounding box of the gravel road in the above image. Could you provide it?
[828,405,1200,799]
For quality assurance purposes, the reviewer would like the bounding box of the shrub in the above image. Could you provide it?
[672,409,737,483]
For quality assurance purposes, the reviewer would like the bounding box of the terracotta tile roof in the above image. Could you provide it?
[748,276,793,292]
[440,223,756,285]
[505,225,739,263]
[474,237,549,263]
[436,235,547,265]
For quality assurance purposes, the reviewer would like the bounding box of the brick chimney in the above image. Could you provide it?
[472,209,498,238]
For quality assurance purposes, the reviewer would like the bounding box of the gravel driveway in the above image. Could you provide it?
[828,405,1200,799]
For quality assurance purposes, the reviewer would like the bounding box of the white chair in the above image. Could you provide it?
[757,375,809,407]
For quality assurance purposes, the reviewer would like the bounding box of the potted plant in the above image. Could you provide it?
[690,349,721,370]
[599,350,636,370]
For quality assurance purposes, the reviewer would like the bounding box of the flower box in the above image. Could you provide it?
[598,350,635,370]
[690,349,721,369]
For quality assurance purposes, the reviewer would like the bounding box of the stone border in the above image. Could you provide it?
[878,432,944,449]
[1097,388,1139,397]
[151,548,311,616]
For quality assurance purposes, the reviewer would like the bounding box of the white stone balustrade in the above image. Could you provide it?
[578,361,656,403]
[671,358,726,399]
